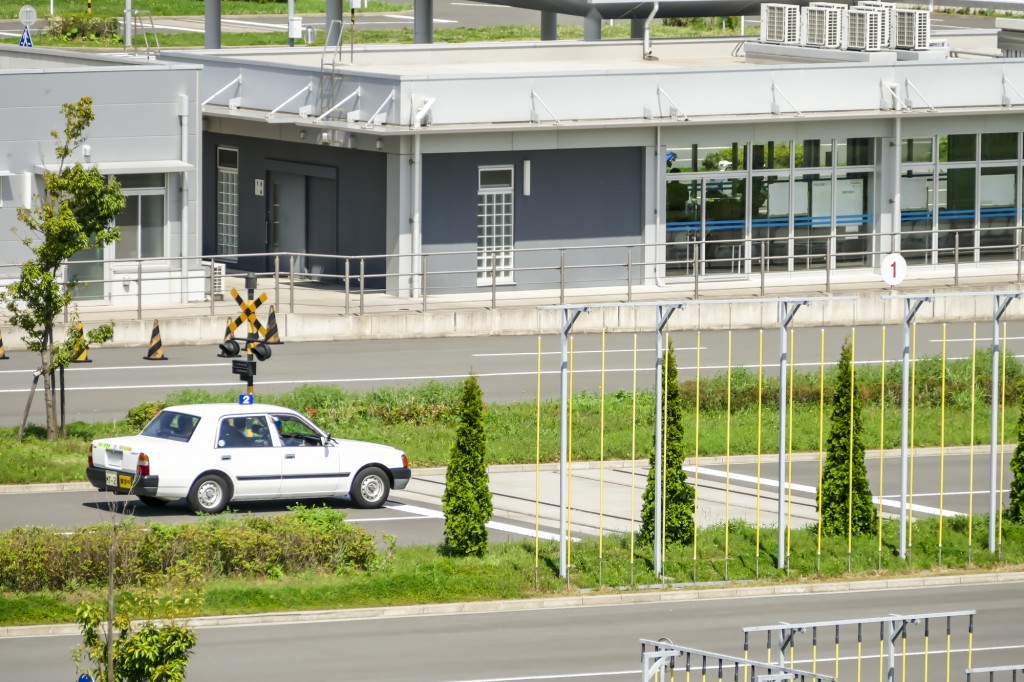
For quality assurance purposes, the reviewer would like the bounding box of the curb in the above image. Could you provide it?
[3,570,1021,639]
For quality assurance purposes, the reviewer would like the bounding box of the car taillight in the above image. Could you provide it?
[401,453,410,468]
[137,453,150,477]
[88,444,93,468]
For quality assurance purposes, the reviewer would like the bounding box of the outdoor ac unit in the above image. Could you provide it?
[895,8,930,50]
[848,8,884,51]
[204,260,226,300]
[803,4,846,49]
[760,3,801,45]
[856,0,896,48]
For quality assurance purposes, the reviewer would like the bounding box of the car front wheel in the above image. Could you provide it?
[351,467,390,509]
[188,474,230,514]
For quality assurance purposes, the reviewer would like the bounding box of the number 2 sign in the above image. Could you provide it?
[881,253,907,287]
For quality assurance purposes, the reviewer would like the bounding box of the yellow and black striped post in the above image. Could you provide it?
[70,321,92,363]
[264,305,283,344]
[0,327,8,360]
[143,320,167,361]
[217,317,234,357]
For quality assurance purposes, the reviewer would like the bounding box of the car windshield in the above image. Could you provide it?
[141,410,200,442]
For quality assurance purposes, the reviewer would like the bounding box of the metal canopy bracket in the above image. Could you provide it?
[317,87,361,123]
[881,80,908,112]
[363,89,395,129]
[266,82,313,121]
[1002,75,1024,107]
[657,86,688,121]
[531,90,562,126]
[412,96,436,128]
[904,78,936,113]
[770,82,802,117]
[202,74,242,109]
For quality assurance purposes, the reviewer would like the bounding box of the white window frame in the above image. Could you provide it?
[476,165,515,286]
[114,174,168,261]
[217,147,240,258]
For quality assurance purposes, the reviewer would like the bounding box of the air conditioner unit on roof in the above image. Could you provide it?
[803,4,846,49]
[895,8,930,50]
[856,0,896,48]
[848,8,884,51]
[760,3,801,45]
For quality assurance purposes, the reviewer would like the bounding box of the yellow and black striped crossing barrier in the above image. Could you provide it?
[143,319,167,361]
[70,321,91,363]
[264,305,282,344]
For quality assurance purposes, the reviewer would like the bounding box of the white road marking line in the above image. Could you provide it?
[450,1,515,6]
[387,501,562,540]
[149,23,205,33]
[684,465,961,517]
[436,671,634,682]
[931,336,1024,343]
[472,347,704,357]
[222,18,287,29]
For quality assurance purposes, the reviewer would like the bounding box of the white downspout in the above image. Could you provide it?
[643,2,659,60]
[179,93,189,302]
[411,133,422,298]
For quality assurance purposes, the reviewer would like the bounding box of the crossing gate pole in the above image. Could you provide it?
[990,294,1020,552]
[777,300,806,569]
[558,307,587,579]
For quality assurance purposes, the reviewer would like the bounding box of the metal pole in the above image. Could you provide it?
[246,274,256,396]
[1018,226,1022,284]
[289,255,295,313]
[825,240,832,294]
[627,248,633,303]
[209,260,215,316]
[955,232,960,288]
[559,249,566,305]
[559,310,569,578]
[136,259,143,320]
[274,255,280,310]
[344,258,351,316]
[899,296,928,559]
[654,305,665,577]
[990,294,1018,550]
[760,243,766,298]
[421,254,428,313]
[777,300,804,569]
[694,247,700,299]
[491,259,497,309]
[359,258,365,316]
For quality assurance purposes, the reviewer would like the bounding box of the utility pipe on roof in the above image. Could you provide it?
[643,2,659,60]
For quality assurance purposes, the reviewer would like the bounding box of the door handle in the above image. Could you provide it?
[220,455,232,461]
[284,453,296,459]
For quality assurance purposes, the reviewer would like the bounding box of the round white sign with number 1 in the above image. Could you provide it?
[881,252,907,286]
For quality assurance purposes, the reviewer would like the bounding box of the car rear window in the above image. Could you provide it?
[142,411,200,442]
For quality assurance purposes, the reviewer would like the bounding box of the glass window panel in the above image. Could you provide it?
[940,134,977,162]
[901,138,932,163]
[835,172,872,267]
[981,133,1018,161]
[140,195,165,258]
[796,139,833,168]
[704,178,745,274]
[114,195,140,260]
[667,143,747,172]
[217,147,239,169]
[751,140,791,170]
[752,174,790,270]
[67,240,104,300]
[217,166,239,256]
[118,173,165,189]
[795,173,832,271]
[900,169,933,264]
[937,166,976,263]
[838,138,874,166]
[979,166,1017,261]
[479,169,513,189]
[666,179,700,277]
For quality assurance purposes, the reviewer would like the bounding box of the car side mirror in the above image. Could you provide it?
[322,433,331,446]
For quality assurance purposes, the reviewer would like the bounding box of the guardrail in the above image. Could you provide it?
[1,223,1021,322]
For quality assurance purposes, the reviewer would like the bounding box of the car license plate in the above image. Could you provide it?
[118,475,132,489]
[105,472,116,487]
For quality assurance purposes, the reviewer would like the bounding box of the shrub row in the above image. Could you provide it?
[47,15,121,42]
[0,506,384,592]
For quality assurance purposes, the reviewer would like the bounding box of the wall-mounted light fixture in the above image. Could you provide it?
[83,144,91,161]
[375,138,383,150]
[299,130,306,140]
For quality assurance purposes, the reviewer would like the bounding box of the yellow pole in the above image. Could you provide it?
[901,625,908,682]
[812,626,818,674]
[599,329,606,583]
[725,330,733,574]
[945,616,952,682]
[999,321,1008,554]
[787,328,795,566]
[877,326,886,563]
[848,327,856,563]
[694,331,701,577]
[968,322,977,563]
[756,329,763,575]
[939,323,947,561]
[857,623,863,682]
[817,327,825,571]
[631,334,638,584]
[835,625,840,680]
[535,336,542,585]
[567,335,574,573]
[909,323,917,557]
[924,618,930,682]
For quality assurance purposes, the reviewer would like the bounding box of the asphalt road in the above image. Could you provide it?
[2,322,1022,427]
[2,581,1021,680]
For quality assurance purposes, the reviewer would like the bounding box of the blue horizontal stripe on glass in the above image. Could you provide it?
[980,207,1017,217]
[836,213,872,225]
[901,211,933,221]
[937,209,976,219]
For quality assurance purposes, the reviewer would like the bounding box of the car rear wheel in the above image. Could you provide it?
[351,467,389,509]
[137,495,169,507]
[188,474,230,514]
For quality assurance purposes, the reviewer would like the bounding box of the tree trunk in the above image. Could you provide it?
[41,340,57,441]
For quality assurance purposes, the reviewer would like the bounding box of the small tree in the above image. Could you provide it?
[640,338,696,546]
[442,374,493,556]
[1,97,125,440]
[1007,393,1024,523]
[817,338,877,536]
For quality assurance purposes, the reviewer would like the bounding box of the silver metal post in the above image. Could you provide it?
[289,255,296,313]
[1018,226,1022,283]
[899,296,929,559]
[559,249,566,305]
[760,244,766,297]
[344,259,351,316]
[359,258,365,316]
[955,232,960,288]
[209,260,215,316]
[136,259,142,320]
[825,240,832,294]
[777,300,805,569]
[421,254,428,313]
[274,255,280,310]
[654,306,665,577]
[627,249,633,303]
[491,259,497,309]
[557,306,587,579]
[694,247,700,299]
[990,293,1019,551]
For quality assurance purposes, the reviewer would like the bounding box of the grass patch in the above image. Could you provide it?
[1,516,1021,627]
[0,0,404,20]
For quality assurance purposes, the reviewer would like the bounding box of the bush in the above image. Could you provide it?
[0,506,383,592]
[47,14,121,42]
[443,375,493,557]
[124,401,166,432]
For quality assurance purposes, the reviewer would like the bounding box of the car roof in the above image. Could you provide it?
[162,403,303,419]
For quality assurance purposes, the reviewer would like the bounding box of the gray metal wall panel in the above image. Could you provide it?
[422,146,642,293]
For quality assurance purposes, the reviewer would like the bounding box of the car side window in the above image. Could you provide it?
[271,414,322,447]
[217,416,273,448]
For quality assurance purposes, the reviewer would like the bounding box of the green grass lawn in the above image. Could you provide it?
[0,0,403,20]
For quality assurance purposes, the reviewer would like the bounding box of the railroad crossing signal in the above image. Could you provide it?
[228,288,268,338]
[222,276,273,393]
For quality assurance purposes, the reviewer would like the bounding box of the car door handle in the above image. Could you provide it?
[284,453,296,459]
[220,455,232,461]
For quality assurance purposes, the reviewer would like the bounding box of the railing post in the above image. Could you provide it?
[626,248,633,302]
[1018,226,1022,284]
[344,258,351,316]
[359,258,365,316]
[136,259,143,320]
[491,258,497,309]
[289,255,296,313]
[760,242,766,297]
[693,246,699,299]
[954,231,960,288]
[209,259,216,316]
[274,255,280,310]
[825,238,832,294]
[559,249,565,305]
[421,254,428,313]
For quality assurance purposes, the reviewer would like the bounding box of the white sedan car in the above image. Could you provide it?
[86,403,411,514]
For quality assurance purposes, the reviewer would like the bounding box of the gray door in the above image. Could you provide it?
[268,172,307,275]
